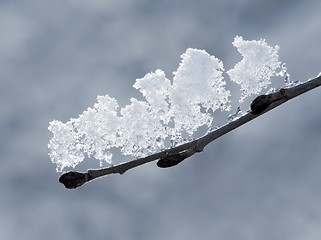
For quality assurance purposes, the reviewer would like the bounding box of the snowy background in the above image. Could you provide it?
[1,0,321,239]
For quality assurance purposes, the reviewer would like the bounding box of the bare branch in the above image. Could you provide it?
[59,74,321,189]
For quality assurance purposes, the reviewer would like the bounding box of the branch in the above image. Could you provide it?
[59,74,321,189]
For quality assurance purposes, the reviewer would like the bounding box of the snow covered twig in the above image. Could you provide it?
[59,75,321,189]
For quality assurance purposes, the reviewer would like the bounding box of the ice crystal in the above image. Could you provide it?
[227,107,243,122]
[227,36,281,101]
[48,95,120,171]
[170,48,230,137]
[119,98,168,158]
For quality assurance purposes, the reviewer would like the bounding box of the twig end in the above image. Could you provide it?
[59,171,88,189]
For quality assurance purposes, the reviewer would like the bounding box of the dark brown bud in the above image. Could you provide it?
[250,94,273,114]
[59,171,88,189]
[157,153,186,168]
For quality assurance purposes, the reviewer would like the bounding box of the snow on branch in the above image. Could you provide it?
[47,36,321,189]
[58,75,321,189]
[49,48,231,172]
[227,36,281,101]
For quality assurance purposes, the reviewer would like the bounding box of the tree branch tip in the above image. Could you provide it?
[59,171,88,189]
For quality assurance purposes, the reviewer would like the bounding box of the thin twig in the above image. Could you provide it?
[59,74,321,189]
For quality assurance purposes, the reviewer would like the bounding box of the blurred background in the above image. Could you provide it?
[1,0,321,239]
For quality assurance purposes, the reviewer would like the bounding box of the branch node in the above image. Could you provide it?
[250,94,273,114]
[195,141,205,152]
[280,88,286,95]
[157,152,186,168]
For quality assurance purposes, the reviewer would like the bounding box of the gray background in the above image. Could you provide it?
[1,0,321,239]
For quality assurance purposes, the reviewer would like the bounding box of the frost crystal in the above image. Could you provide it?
[227,107,243,122]
[170,48,230,137]
[133,69,171,116]
[48,95,120,171]
[227,36,281,101]
[48,36,285,171]
[119,98,167,158]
